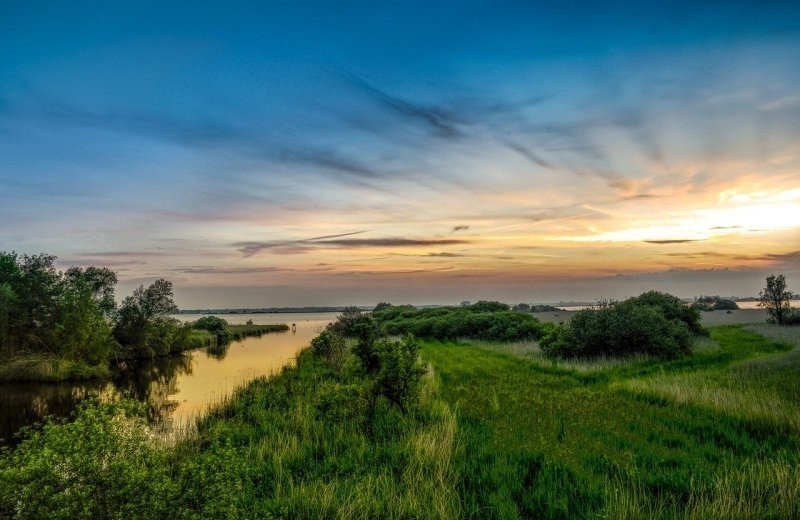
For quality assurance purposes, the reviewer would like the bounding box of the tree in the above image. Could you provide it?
[114,279,179,353]
[758,274,794,325]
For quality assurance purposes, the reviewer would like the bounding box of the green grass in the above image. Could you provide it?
[227,323,289,341]
[422,325,800,518]
[2,324,798,518]
[0,354,110,382]
[174,350,460,518]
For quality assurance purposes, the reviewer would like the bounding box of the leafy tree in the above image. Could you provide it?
[55,272,114,364]
[512,303,531,312]
[114,279,179,354]
[65,266,118,318]
[758,274,795,325]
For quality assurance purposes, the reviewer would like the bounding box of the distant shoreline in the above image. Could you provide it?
[176,307,371,315]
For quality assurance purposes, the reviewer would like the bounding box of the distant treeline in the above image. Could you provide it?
[691,296,739,311]
[177,306,372,314]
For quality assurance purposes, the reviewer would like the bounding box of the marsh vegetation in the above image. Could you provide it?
[2,297,799,518]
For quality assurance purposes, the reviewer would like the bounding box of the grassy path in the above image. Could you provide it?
[422,325,800,519]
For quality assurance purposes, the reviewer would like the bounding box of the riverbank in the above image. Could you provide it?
[2,323,798,518]
[0,323,290,383]
[0,355,110,383]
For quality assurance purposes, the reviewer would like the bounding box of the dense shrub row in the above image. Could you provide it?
[541,291,705,359]
[372,302,550,342]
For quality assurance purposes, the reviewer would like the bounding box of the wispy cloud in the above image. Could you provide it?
[346,74,463,139]
[234,232,469,256]
[172,266,285,275]
[644,239,705,244]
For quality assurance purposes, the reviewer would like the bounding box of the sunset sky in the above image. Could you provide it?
[1,1,799,307]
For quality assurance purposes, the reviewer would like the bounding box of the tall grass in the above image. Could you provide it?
[0,354,110,382]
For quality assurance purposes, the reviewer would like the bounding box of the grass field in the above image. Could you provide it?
[422,324,800,518]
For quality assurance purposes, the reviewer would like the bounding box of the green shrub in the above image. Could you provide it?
[541,298,694,359]
[372,304,548,342]
[624,291,706,336]
[192,315,232,344]
[0,399,177,519]
[310,329,347,371]
[372,335,427,413]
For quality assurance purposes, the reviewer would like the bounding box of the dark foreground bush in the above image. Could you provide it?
[541,294,698,359]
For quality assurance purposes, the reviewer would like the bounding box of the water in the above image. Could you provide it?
[0,312,339,446]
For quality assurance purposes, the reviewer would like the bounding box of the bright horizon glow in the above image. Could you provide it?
[1,1,799,307]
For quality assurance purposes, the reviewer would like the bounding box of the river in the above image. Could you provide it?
[0,312,339,446]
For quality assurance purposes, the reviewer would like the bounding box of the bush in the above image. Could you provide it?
[0,399,177,519]
[372,335,426,413]
[624,291,706,336]
[192,315,232,344]
[540,297,694,360]
[372,304,548,342]
[310,330,347,371]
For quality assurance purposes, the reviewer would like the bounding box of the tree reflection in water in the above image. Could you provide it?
[1,353,195,446]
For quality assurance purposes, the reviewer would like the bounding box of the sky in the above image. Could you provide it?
[1,1,799,307]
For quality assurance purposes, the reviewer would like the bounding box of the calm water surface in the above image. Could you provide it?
[0,312,339,445]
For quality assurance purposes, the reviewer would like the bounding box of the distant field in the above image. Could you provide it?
[534,308,771,326]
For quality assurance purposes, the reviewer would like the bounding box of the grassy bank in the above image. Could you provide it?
[228,323,289,340]
[2,325,798,518]
[0,323,289,382]
[0,355,110,383]
[422,324,800,518]
[1,344,459,518]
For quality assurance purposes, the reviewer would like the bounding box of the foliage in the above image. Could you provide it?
[310,329,347,371]
[692,296,739,311]
[513,303,562,312]
[113,279,182,357]
[469,300,510,312]
[540,292,701,359]
[372,335,427,413]
[372,303,550,342]
[0,399,177,519]
[192,315,232,344]
[327,305,372,337]
[758,274,795,325]
[0,252,116,371]
[624,290,705,335]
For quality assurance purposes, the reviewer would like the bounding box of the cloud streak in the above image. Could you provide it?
[235,233,469,256]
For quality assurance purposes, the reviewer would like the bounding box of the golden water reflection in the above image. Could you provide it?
[0,312,338,445]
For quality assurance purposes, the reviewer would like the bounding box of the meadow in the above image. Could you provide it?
[1,311,798,519]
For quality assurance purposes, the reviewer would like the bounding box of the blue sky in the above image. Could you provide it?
[1,1,799,306]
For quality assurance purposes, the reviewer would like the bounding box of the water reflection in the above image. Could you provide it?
[1,312,337,446]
